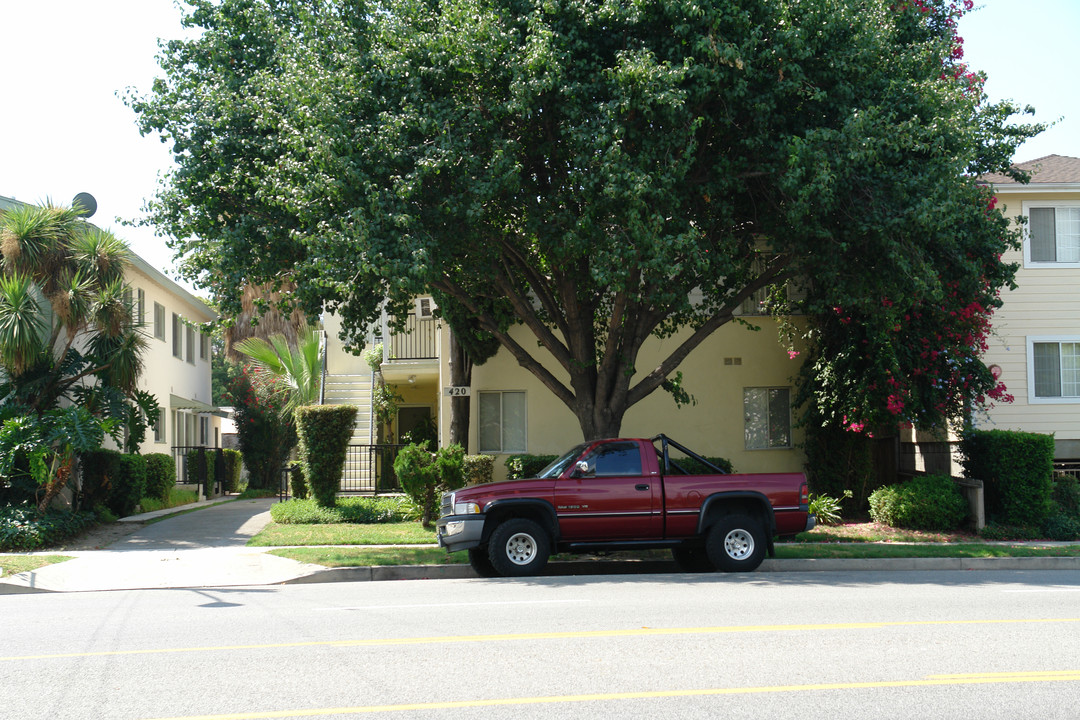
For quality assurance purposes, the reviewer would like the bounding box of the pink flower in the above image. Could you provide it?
[787,350,800,359]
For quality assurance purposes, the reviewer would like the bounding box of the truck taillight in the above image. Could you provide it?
[799,482,809,505]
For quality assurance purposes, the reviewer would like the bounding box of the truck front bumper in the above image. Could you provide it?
[435,514,486,553]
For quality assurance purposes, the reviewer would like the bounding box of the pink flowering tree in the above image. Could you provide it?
[226,367,295,491]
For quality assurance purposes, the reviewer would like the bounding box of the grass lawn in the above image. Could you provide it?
[0,555,73,578]
[248,521,437,547]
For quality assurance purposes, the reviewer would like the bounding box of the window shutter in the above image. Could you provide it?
[1030,208,1057,262]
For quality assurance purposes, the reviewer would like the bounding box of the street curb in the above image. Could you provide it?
[279,555,1080,584]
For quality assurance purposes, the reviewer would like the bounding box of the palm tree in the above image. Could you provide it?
[233,320,323,413]
[0,201,154,509]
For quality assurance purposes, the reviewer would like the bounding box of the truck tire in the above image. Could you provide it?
[468,548,499,577]
[487,518,550,577]
[705,514,765,572]
[671,546,715,572]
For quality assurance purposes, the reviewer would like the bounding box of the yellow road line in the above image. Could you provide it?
[5,617,1080,662]
[142,671,1080,720]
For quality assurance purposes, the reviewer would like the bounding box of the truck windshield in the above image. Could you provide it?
[535,443,590,479]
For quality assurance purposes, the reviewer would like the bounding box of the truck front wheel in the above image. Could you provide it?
[705,514,765,572]
[487,518,551,577]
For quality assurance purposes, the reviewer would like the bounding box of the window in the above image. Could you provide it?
[153,414,165,444]
[478,391,526,453]
[744,387,791,450]
[154,302,165,340]
[1026,203,1080,265]
[186,326,195,363]
[137,289,146,327]
[172,314,182,358]
[1030,338,1080,401]
[123,288,133,321]
[200,333,209,361]
[579,441,642,477]
[199,416,209,446]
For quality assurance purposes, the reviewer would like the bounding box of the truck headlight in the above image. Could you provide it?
[454,501,480,515]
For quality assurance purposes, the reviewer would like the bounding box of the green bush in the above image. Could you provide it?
[290,463,308,500]
[270,496,415,524]
[1042,473,1080,540]
[961,430,1054,526]
[868,474,968,531]
[505,454,559,480]
[221,448,242,492]
[118,455,147,513]
[185,449,217,496]
[0,505,96,551]
[463,455,495,486]
[295,405,358,507]
[802,419,879,516]
[394,443,466,526]
[979,523,1043,541]
[80,449,146,518]
[144,453,176,500]
[808,490,853,526]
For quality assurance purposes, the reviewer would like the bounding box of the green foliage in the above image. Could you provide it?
[978,523,1044,541]
[669,456,736,475]
[234,321,324,413]
[363,344,383,374]
[290,463,308,500]
[960,430,1054,526]
[505,454,559,480]
[131,0,1042,440]
[221,448,242,492]
[118,454,147,513]
[139,487,199,514]
[463,455,495,486]
[0,504,96,551]
[809,490,853,526]
[801,416,879,514]
[868,474,968,531]
[371,383,402,430]
[144,453,176,500]
[269,496,416,524]
[1042,473,1080,540]
[226,367,295,491]
[401,415,437,451]
[184,449,216,495]
[393,443,466,526]
[295,404,358,507]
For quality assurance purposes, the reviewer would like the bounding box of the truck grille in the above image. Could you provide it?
[440,492,453,518]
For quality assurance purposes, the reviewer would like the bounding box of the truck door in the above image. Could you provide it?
[555,440,662,541]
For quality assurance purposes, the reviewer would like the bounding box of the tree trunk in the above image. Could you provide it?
[448,330,473,451]
[37,457,73,514]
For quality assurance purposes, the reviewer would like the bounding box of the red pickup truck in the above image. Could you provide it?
[436,435,815,577]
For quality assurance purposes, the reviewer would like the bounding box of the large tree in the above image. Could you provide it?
[131,0,1041,439]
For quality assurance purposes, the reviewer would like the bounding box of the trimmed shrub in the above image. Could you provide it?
[868,474,968,531]
[144,453,176,500]
[670,455,735,475]
[295,405,358,507]
[185,449,216,496]
[221,448,242,492]
[270,496,414,524]
[463,455,495,486]
[290,463,308,500]
[961,430,1054,526]
[394,443,467,526]
[118,455,147,514]
[505,454,559,480]
[80,449,145,517]
[0,505,96,551]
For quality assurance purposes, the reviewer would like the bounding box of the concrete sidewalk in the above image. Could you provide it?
[2,497,1079,593]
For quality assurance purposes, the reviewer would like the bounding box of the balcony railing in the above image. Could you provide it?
[387,313,437,361]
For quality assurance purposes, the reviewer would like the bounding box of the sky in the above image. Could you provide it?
[1,0,1078,290]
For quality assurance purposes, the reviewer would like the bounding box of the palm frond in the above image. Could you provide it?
[0,273,48,376]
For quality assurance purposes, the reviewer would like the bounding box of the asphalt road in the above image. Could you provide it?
[3,569,1079,719]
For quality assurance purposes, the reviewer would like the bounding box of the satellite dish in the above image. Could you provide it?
[72,192,97,218]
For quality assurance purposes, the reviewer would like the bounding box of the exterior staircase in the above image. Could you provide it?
[321,371,375,491]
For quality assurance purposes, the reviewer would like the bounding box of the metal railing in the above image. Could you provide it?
[172,446,227,499]
[278,444,406,501]
[1054,460,1080,481]
[388,313,437,360]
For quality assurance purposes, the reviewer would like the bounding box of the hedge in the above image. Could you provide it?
[961,430,1054,526]
[144,453,176,500]
[868,474,968,531]
[463,455,495,486]
[295,405,358,507]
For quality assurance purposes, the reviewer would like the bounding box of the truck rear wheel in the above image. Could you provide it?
[705,514,765,572]
[487,518,550,577]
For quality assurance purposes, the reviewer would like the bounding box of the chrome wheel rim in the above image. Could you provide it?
[505,532,537,565]
[724,528,754,560]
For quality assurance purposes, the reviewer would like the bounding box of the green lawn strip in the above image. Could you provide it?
[267,542,1080,568]
[248,521,437,547]
[0,555,73,577]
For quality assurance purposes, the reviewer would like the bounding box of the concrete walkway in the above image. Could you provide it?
[2,498,1079,594]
